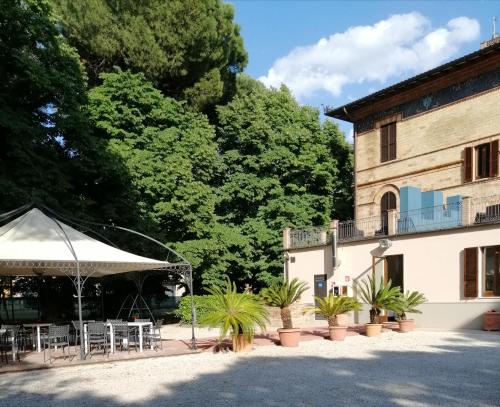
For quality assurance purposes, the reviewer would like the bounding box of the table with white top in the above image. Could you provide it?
[23,323,52,352]
[83,321,153,354]
[127,321,153,353]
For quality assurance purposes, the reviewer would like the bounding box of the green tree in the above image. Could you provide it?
[0,0,89,211]
[87,70,220,243]
[216,76,353,286]
[52,0,247,111]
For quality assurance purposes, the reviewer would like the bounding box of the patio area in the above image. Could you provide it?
[1,328,499,406]
[0,322,398,373]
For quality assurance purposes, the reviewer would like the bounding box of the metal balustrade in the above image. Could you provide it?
[287,195,500,248]
[289,227,331,249]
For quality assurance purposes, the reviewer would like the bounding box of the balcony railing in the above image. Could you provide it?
[287,194,500,248]
[289,227,331,249]
[397,201,462,235]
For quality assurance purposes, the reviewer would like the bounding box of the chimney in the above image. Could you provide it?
[481,17,499,49]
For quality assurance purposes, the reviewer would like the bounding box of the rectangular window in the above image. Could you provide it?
[476,143,490,179]
[482,246,500,296]
[464,140,498,182]
[380,122,396,163]
[385,254,403,291]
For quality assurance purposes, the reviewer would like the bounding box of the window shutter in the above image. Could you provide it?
[388,123,397,160]
[464,247,478,298]
[464,147,473,182]
[381,125,388,162]
[490,139,498,177]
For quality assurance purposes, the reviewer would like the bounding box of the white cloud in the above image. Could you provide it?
[259,13,480,100]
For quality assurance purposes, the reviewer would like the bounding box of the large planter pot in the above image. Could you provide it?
[329,326,348,341]
[335,313,349,326]
[483,311,500,331]
[365,323,382,337]
[232,335,253,352]
[278,328,301,347]
[398,319,415,333]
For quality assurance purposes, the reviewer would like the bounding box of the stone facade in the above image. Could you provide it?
[355,86,500,220]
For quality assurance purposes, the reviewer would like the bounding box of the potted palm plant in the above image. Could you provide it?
[307,294,361,341]
[356,275,400,337]
[199,279,269,352]
[394,290,427,333]
[260,278,308,347]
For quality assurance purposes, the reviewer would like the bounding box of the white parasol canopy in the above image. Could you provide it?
[0,208,170,277]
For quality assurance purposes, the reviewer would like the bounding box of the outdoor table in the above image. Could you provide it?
[83,321,153,354]
[23,323,52,352]
[127,321,153,353]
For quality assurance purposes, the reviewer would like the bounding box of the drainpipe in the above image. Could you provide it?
[330,220,340,270]
[283,228,291,282]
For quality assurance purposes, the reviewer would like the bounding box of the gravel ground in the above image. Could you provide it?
[1,330,499,407]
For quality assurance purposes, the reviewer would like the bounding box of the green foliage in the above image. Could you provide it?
[198,279,269,341]
[393,290,427,320]
[356,275,401,324]
[175,295,216,324]
[260,278,309,308]
[216,77,353,286]
[307,294,361,327]
[52,0,248,111]
[260,278,308,329]
[0,0,90,211]
[87,70,219,243]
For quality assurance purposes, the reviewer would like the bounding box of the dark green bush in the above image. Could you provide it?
[175,295,216,324]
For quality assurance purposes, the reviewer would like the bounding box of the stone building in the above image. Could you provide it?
[285,39,500,329]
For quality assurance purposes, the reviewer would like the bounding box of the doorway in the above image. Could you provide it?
[313,274,327,320]
[385,254,404,290]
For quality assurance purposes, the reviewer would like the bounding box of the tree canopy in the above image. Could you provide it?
[0,0,89,210]
[52,0,248,112]
[0,0,353,301]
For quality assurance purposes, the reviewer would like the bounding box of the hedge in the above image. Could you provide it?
[175,295,216,324]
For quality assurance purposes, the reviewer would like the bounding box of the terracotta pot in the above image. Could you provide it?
[365,323,382,337]
[483,311,500,331]
[232,335,253,352]
[398,319,415,333]
[278,328,301,347]
[335,313,349,326]
[329,326,348,341]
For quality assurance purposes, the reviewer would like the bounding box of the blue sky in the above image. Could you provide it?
[230,1,500,140]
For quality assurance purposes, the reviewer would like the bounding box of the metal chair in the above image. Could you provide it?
[0,329,19,364]
[44,325,71,364]
[17,325,33,351]
[111,322,138,352]
[145,319,163,350]
[72,320,95,346]
[87,322,108,358]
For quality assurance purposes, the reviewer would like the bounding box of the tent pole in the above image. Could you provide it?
[77,261,85,360]
[188,266,197,350]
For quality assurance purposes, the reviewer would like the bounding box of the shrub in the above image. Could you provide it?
[175,295,216,324]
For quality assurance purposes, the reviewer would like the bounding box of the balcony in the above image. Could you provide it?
[285,194,500,248]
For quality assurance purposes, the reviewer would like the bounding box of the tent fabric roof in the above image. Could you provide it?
[0,208,171,277]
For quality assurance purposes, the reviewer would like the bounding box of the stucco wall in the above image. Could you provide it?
[354,87,500,220]
[287,224,500,329]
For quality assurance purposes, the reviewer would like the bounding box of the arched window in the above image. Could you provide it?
[380,192,397,233]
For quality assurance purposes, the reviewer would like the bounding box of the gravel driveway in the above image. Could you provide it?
[1,330,499,407]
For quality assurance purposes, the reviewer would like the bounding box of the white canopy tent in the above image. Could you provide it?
[0,207,196,359]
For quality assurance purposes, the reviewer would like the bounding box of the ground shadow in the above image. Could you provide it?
[0,331,499,406]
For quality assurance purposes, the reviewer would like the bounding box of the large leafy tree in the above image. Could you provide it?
[87,70,220,244]
[0,0,89,211]
[52,0,248,112]
[216,76,353,286]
